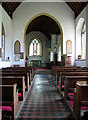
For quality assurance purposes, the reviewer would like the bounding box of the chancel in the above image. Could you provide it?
[0,1,88,120]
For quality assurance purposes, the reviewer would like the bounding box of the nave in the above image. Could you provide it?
[1,66,88,120]
[0,1,88,120]
[17,70,71,119]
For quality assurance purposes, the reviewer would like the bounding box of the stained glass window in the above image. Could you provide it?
[29,38,42,56]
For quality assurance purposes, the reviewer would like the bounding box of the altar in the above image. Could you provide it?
[29,60,42,66]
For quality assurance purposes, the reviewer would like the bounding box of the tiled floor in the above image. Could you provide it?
[17,70,71,119]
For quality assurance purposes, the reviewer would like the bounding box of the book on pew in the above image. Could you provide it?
[76,81,87,85]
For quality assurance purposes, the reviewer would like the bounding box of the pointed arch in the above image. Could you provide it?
[24,13,63,59]
[76,18,86,59]
[81,21,86,59]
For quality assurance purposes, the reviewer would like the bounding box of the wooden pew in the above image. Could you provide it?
[0,84,18,119]
[1,69,31,85]
[0,109,2,120]
[64,76,88,100]
[52,66,88,85]
[0,76,25,100]
[5,66,35,80]
[73,83,88,118]
[51,66,87,76]
[0,72,29,91]
[2,67,34,84]
[59,72,88,90]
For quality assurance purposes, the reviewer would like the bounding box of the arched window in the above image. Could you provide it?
[14,40,20,54]
[2,23,5,61]
[76,18,86,59]
[58,43,61,61]
[66,40,72,54]
[81,22,86,59]
[29,38,42,56]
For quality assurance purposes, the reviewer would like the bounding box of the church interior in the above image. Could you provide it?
[0,0,88,120]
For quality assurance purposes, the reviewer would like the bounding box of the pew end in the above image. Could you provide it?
[0,84,19,119]
[73,83,88,118]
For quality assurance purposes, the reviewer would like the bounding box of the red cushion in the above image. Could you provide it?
[68,101,73,108]
[31,81,32,84]
[57,85,64,88]
[68,101,88,110]
[25,85,27,89]
[68,93,73,96]
[36,68,46,71]
[69,96,73,100]
[0,106,12,111]
[18,93,22,97]
[81,106,88,110]
[58,81,60,83]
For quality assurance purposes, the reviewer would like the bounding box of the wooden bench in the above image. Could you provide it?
[0,84,18,119]
[6,66,35,78]
[73,83,88,118]
[0,76,25,101]
[2,69,31,85]
[64,76,88,100]
[3,66,35,83]
[0,109,2,120]
[1,72,29,91]
[59,71,88,90]
[51,66,87,85]
[51,66,87,76]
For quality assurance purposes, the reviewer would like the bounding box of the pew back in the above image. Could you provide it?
[0,76,25,100]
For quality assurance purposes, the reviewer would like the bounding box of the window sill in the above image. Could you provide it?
[1,60,10,62]
[76,59,86,61]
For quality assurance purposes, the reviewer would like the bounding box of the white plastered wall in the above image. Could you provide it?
[0,5,12,68]
[12,2,75,66]
[86,5,88,67]
[75,6,87,67]
[0,5,2,65]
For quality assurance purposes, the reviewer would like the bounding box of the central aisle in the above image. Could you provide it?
[18,72,71,119]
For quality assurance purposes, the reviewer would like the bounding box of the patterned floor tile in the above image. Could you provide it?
[17,71,71,119]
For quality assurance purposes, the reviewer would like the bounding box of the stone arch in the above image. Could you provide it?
[24,13,63,61]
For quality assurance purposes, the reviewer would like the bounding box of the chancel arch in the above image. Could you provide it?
[24,13,63,66]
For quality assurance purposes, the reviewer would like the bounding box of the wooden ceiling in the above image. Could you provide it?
[26,15,61,39]
[66,1,87,18]
[1,1,87,19]
[2,2,22,18]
